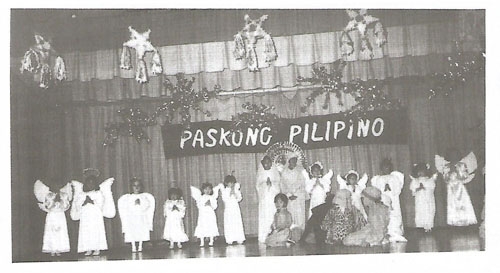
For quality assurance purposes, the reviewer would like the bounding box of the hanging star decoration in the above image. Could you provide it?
[341,9,387,60]
[103,107,156,146]
[233,14,278,72]
[19,34,67,89]
[428,41,485,99]
[149,74,221,128]
[343,79,401,117]
[297,59,348,112]
[120,26,163,83]
[231,102,280,133]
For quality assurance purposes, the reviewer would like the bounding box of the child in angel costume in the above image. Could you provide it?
[435,150,478,226]
[256,155,282,243]
[191,183,222,247]
[304,162,333,219]
[409,163,437,232]
[320,189,356,245]
[343,186,390,247]
[280,157,307,232]
[34,180,73,256]
[371,158,407,242]
[217,173,246,245]
[70,169,116,256]
[163,188,189,249]
[117,178,155,252]
[337,170,369,230]
[265,193,296,247]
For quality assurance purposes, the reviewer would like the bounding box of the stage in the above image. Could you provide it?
[18,226,484,263]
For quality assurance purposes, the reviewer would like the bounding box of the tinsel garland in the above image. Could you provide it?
[149,73,221,128]
[103,107,156,146]
[231,102,280,132]
[429,41,485,99]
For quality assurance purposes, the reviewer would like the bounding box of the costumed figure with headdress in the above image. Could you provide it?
[371,158,406,242]
[321,189,356,245]
[34,180,73,256]
[337,170,369,230]
[191,183,222,247]
[343,186,391,247]
[409,163,437,232]
[303,161,333,219]
[435,150,478,226]
[163,188,189,249]
[256,155,282,243]
[117,178,155,252]
[217,173,246,245]
[70,168,116,256]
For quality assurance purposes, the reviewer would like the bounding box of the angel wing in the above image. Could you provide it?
[70,180,84,221]
[460,152,478,174]
[358,173,369,189]
[337,174,348,190]
[99,178,116,218]
[211,184,223,198]
[435,154,450,174]
[391,171,405,192]
[34,180,51,203]
[190,186,202,202]
[59,182,73,202]
[346,9,358,19]
[143,193,156,231]
[117,194,131,234]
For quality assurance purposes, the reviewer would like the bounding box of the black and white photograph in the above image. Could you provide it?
[7,3,496,272]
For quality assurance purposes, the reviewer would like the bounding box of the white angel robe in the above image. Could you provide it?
[71,178,116,253]
[410,174,437,230]
[163,199,189,243]
[304,169,333,218]
[34,180,72,254]
[371,171,406,242]
[337,173,369,220]
[118,193,155,243]
[281,167,307,230]
[256,166,282,243]
[435,152,478,226]
[191,186,220,238]
[219,183,246,243]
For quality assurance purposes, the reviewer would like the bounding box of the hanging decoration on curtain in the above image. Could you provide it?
[297,59,348,112]
[19,34,67,89]
[341,9,387,60]
[343,79,402,117]
[233,14,278,72]
[103,107,156,146]
[231,102,280,133]
[120,26,163,83]
[149,73,221,128]
[428,41,485,99]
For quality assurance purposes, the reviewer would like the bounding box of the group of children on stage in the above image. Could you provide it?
[34,149,482,256]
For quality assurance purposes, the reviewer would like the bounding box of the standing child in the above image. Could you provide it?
[117,178,155,252]
[303,161,333,218]
[321,189,356,245]
[191,183,221,247]
[409,163,437,232]
[256,155,282,243]
[218,173,246,245]
[71,169,116,256]
[265,193,295,247]
[371,158,406,242]
[337,170,369,230]
[163,188,189,249]
[34,180,73,256]
[281,157,307,232]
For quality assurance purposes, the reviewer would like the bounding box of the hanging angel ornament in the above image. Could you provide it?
[435,151,478,226]
[341,9,387,60]
[233,14,278,72]
[34,180,73,256]
[19,34,67,89]
[120,26,163,83]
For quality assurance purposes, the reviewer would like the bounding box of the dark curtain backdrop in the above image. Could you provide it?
[11,72,485,261]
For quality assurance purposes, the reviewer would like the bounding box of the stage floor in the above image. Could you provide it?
[20,226,484,263]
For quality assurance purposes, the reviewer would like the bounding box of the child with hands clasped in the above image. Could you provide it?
[217,173,246,245]
[303,161,333,218]
[410,163,437,232]
[163,188,189,249]
[191,183,221,247]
